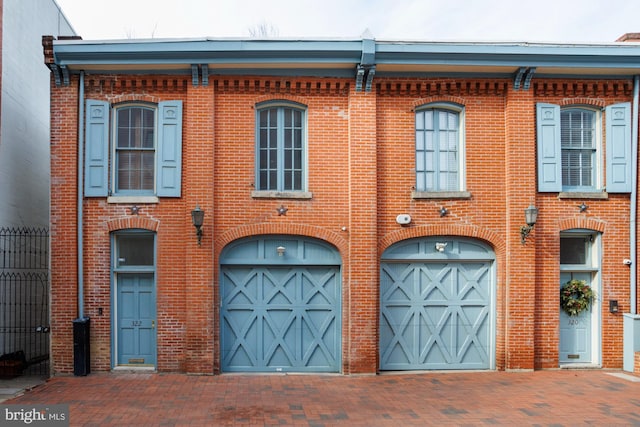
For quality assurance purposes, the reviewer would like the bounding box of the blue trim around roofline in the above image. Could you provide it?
[50,36,640,90]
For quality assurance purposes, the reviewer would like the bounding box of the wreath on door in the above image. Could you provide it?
[560,279,595,317]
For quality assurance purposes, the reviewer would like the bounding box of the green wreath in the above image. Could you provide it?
[560,279,594,317]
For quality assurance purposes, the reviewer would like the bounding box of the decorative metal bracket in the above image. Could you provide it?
[190,64,209,87]
[355,65,365,92]
[513,67,536,90]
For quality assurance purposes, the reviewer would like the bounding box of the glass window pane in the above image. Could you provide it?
[118,109,130,127]
[269,109,277,127]
[269,149,277,168]
[416,131,424,151]
[269,171,277,189]
[284,129,292,149]
[259,150,268,169]
[117,128,130,148]
[117,233,154,266]
[425,172,434,190]
[142,129,154,148]
[560,237,587,264]
[293,171,302,190]
[284,172,292,190]
[259,171,268,190]
[284,150,292,169]
[293,129,302,149]
[416,112,424,130]
[425,131,434,151]
[425,151,434,170]
[284,109,292,127]
[416,153,425,171]
[424,111,433,130]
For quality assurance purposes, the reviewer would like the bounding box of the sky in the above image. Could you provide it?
[54,0,640,44]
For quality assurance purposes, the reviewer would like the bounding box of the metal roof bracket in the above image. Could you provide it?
[513,67,526,90]
[523,67,536,90]
[191,64,199,86]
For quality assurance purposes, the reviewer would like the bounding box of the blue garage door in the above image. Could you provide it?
[380,237,495,370]
[220,236,341,373]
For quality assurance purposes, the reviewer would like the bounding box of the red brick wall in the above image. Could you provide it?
[49,72,634,374]
[532,80,632,368]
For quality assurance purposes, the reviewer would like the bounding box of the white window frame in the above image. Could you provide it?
[560,106,603,192]
[111,103,158,196]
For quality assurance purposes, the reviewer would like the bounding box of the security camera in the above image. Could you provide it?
[396,214,412,225]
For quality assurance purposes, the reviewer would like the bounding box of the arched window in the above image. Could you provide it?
[415,104,464,192]
[255,102,307,192]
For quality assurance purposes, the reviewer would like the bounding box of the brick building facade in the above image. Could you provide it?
[43,35,640,375]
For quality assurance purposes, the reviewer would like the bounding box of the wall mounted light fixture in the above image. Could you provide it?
[439,207,448,217]
[191,205,205,246]
[520,204,538,245]
[276,246,286,256]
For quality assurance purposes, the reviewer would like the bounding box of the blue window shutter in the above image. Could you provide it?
[157,101,183,197]
[606,102,632,193]
[536,103,562,192]
[84,100,109,197]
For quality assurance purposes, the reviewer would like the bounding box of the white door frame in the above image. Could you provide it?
[559,231,601,367]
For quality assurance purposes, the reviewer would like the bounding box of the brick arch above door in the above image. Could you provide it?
[557,217,606,233]
[107,216,160,232]
[379,224,505,258]
[215,223,348,261]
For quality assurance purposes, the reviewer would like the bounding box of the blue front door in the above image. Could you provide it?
[559,272,592,363]
[117,273,157,366]
[112,231,156,368]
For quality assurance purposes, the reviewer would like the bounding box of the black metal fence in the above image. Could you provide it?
[0,227,49,378]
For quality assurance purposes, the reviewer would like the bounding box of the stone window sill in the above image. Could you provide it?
[412,191,471,200]
[251,191,312,200]
[107,195,160,204]
[558,192,608,200]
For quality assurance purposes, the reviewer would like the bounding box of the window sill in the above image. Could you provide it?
[412,191,471,200]
[251,191,312,199]
[558,192,608,200]
[107,195,160,204]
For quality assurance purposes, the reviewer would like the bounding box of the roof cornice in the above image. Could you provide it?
[44,36,640,89]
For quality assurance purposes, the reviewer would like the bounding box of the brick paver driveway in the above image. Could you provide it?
[5,370,640,426]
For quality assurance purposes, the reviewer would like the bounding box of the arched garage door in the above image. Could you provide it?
[220,236,341,373]
[380,237,495,370]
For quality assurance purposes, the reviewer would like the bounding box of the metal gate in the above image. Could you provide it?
[0,227,50,378]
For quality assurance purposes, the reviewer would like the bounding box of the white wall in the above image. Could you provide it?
[0,0,76,228]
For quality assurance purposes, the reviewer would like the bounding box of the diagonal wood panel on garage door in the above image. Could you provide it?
[380,260,491,370]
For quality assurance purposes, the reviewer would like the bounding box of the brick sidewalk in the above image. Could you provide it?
[4,370,640,426]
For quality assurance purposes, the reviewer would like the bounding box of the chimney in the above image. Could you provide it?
[616,33,640,42]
